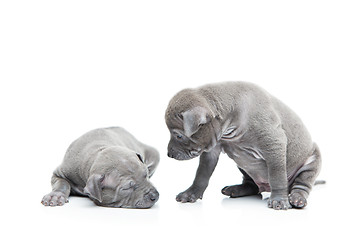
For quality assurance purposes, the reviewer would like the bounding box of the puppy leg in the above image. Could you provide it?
[42,174,71,207]
[221,168,259,197]
[176,145,221,203]
[261,130,291,210]
[289,144,322,208]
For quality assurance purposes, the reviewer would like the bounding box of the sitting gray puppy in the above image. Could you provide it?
[42,127,159,208]
[165,81,321,210]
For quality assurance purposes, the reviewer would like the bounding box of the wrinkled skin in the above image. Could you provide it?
[42,127,159,208]
[166,82,322,210]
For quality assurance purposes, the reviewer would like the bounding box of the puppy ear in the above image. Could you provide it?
[84,174,105,203]
[182,106,211,137]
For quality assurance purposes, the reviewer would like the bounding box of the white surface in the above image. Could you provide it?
[1,1,359,239]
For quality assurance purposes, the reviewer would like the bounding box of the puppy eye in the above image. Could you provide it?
[172,130,183,140]
[177,113,183,120]
[122,181,135,190]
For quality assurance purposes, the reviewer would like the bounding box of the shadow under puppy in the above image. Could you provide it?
[165,81,322,210]
[42,127,159,208]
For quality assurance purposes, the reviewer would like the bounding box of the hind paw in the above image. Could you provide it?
[221,183,258,198]
[289,192,307,208]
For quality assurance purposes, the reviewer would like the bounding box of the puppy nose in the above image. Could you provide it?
[167,147,175,158]
[148,190,159,202]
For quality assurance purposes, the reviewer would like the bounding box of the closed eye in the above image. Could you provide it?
[177,113,183,120]
[121,181,135,191]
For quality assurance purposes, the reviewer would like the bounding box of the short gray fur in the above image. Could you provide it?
[42,127,159,208]
[165,81,321,210]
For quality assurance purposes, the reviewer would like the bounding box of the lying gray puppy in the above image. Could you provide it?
[166,81,321,210]
[42,127,159,208]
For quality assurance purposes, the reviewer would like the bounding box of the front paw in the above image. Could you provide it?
[41,191,68,207]
[176,185,205,203]
[267,196,291,210]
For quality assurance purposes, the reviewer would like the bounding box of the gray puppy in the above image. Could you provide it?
[42,127,159,208]
[166,82,321,210]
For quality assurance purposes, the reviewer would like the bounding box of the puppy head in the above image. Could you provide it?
[84,148,159,208]
[165,89,219,160]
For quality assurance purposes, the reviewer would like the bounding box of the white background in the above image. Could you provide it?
[1,1,359,239]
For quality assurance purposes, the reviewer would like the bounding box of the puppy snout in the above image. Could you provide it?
[146,190,159,202]
[167,146,176,158]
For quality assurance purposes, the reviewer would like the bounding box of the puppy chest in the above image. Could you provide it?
[222,143,265,162]
[222,143,269,182]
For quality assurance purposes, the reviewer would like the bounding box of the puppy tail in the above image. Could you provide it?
[314,180,326,185]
